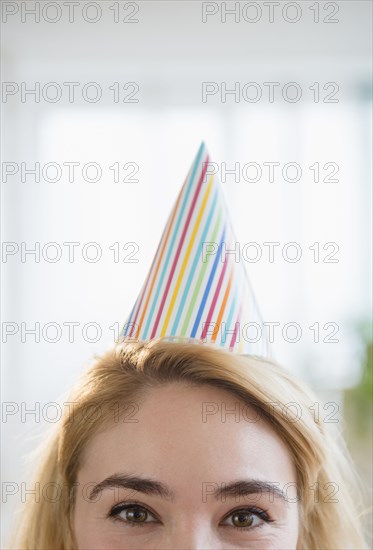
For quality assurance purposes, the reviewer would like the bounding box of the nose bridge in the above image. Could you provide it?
[164,512,217,550]
[166,528,215,550]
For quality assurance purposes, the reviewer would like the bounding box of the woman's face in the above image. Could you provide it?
[74,383,299,549]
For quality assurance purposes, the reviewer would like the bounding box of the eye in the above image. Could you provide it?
[221,507,273,531]
[108,502,159,527]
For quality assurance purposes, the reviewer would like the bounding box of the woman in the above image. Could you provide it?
[11,337,367,549]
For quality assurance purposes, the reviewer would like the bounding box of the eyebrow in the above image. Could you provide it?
[88,473,289,504]
[214,480,288,503]
[89,473,173,501]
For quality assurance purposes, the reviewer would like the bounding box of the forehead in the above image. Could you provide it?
[78,382,296,494]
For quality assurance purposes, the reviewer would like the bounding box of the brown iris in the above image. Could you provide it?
[125,506,148,523]
[231,511,254,528]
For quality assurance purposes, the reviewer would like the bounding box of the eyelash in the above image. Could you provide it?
[108,500,158,528]
[226,507,274,532]
[108,501,274,532]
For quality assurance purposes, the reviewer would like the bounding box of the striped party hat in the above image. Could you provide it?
[121,142,271,357]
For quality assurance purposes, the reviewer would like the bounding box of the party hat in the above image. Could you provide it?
[121,142,271,357]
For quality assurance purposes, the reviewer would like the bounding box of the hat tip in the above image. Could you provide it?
[198,140,209,157]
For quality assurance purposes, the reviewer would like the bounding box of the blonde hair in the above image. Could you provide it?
[11,337,367,549]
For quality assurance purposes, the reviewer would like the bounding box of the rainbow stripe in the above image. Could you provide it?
[122,142,270,357]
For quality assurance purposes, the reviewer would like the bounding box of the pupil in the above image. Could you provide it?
[127,507,146,522]
[233,512,253,527]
